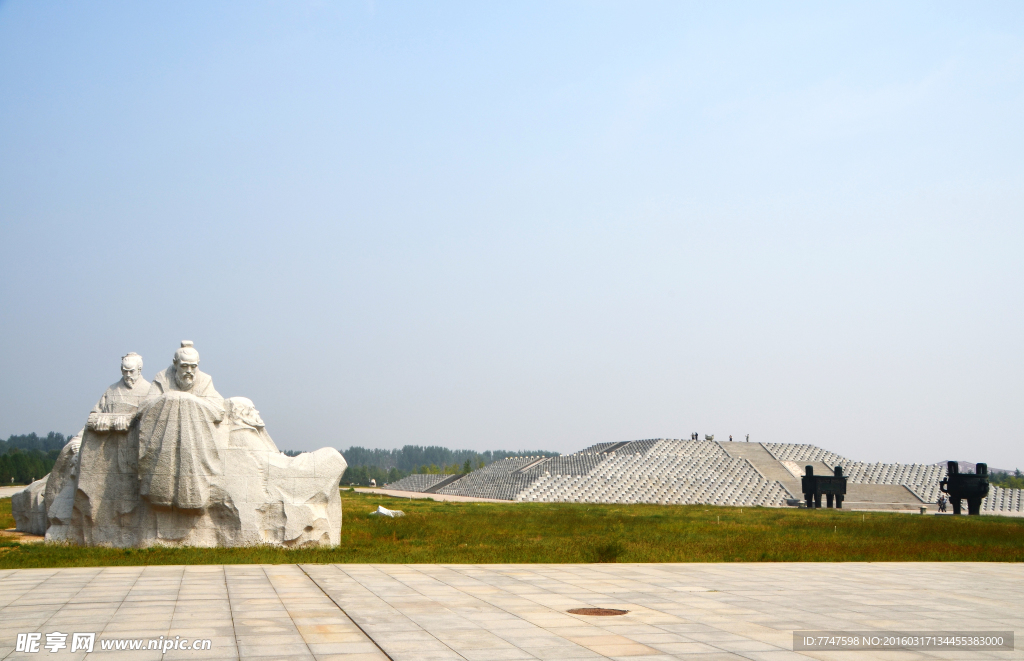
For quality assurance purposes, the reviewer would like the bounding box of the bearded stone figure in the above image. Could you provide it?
[226,397,278,452]
[88,352,150,431]
[15,341,347,548]
[70,352,151,546]
[137,341,225,511]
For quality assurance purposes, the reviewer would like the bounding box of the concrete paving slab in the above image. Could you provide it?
[0,563,1020,660]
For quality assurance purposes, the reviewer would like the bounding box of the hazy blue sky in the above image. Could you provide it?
[2,1,1022,467]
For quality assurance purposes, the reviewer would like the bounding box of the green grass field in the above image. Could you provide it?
[2,490,1022,569]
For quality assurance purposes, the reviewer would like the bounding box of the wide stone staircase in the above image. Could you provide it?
[721,442,928,510]
[718,442,801,498]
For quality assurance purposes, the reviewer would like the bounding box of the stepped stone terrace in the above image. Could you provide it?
[385,439,1024,514]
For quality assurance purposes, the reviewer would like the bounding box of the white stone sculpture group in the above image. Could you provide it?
[12,342,347,547]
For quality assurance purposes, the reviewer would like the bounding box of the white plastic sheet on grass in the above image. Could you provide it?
[369,505,405,518]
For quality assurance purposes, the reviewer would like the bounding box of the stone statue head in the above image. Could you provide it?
[172,340,199,391]
[121,352,143,388]
[226,397,265,429]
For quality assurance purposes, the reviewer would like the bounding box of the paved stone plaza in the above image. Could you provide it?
[1,563,1020,661]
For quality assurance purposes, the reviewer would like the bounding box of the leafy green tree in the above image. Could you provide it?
[1,432,70,457]
[0,448,58,485]
[991,470,1024,490]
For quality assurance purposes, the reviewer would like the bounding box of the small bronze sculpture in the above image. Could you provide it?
[939,461,989,515]
[802,465,847,509]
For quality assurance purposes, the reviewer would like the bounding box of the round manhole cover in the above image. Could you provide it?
[567,608,629,616]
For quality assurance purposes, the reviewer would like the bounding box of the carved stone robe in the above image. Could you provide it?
[92,378,151,417]
[90,377,150,472]
[70,377,152,546]
[138,367,225,510]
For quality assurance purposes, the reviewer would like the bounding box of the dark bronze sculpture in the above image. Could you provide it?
[939,461,989,515]
[802,465,847,508]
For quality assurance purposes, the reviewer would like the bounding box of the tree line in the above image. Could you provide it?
[990,469,1024,490]
[336,445,558,487]
[1,432,70,455]
[2,433,560,489]
[1,433,71,485]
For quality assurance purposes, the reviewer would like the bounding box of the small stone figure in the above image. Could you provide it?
[746,434,749,442]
